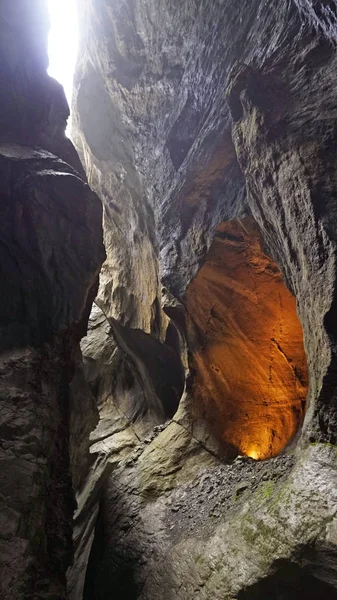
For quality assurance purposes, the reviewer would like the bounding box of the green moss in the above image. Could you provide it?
[310,441,337,458]
[255,480,275,502]
[239,513,278,566]
[310,442,337,453]
[195,553,206,565]
[310,441,337,448]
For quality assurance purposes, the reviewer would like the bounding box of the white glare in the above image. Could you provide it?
[47,0,78,106]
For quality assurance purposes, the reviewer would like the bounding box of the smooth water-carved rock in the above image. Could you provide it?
[186,217,308,460]
[0,0,332,598]
[71,0,337,597]
[226,40,337,446]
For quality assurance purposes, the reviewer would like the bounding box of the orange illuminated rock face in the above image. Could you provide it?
[186,217,308,460]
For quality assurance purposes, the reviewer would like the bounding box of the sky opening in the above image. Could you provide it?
[47,0,79,106]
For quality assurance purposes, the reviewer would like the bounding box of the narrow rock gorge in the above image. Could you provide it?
[0,2,105,597]
[1,1,337,599]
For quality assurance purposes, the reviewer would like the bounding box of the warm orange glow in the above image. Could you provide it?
[186,217,308,460]
[246,448,260,460]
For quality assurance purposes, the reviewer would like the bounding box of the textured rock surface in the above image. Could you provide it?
[226,40,337,447]
[186,217,308,460]
[1,0,336,598]
[0,2,104,598]
[83,442,337,599]
[70,0,337,597]
[0,0,83,173]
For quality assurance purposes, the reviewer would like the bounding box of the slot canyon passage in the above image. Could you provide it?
[2,1,337,599]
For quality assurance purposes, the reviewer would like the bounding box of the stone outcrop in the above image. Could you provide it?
[0,2,105,598]
[2,0,337,598]
[70,0,337,598]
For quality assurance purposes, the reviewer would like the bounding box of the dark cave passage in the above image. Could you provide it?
[238,562,337,599]
[185,216,309,460]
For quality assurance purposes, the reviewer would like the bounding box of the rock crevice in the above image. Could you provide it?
[2,0,337,599]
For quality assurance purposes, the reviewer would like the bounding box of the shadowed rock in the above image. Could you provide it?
[0,2,105,598]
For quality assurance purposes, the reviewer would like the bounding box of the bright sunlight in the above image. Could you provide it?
[47,0,79,106]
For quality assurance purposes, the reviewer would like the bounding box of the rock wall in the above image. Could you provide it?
[186,217,308,460]
[71,0,337,598]
[2,0,337,598]
[0,2,105,598]
[227,42,337,447]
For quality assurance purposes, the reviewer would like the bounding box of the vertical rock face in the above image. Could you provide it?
[71,0,337,598]
[0,0,83,172]
[3,0,337,598]
[0,2,105,598]
[226,44,337,447]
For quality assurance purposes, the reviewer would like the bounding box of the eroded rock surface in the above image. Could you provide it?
[186,217,308,460]
[0,2,105,598]
[2,0,337,598]
[82,436,337,599]
[70,0,337,598]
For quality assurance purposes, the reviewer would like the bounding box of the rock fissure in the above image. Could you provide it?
[2,0,337,598]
